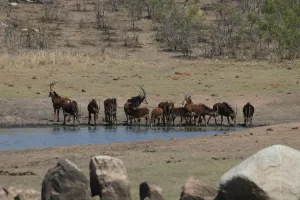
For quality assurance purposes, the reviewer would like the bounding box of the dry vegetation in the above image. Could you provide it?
[0,1,300,199]
[0,0,300,124]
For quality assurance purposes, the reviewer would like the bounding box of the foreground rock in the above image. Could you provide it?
[0,186,40,200]
[139,182,164,200]
[41,158,91,200]
[215,144,300,200]
[180,177,217,200]
[89,155,131,200]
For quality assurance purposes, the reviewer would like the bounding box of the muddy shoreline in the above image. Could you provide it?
[0,122,266,129]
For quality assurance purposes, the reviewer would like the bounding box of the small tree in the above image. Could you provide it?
[125,0,144,30]
[155,3,202,55]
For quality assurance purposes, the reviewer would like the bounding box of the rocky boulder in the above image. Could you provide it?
[89,155,131,200]
[215,144,300,200]
[41,158,91,200]
[139,182,164,200]
[0,186,40,200]
[180,177,217,200]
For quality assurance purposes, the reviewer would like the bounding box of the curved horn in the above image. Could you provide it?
[139,85,146,98]
[98,99,101,113]
[49,82,55,91]
[49,81,58,91]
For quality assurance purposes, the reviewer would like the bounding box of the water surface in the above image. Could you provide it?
[0,126,240,151]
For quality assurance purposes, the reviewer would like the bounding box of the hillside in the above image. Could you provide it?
[0,0,300,126]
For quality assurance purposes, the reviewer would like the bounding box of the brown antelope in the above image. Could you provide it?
[104,98,117,124]
[181,93,193,106]
[48,81,71,122]
[150,107,164,127]
[87,99,100,125]
[169,107,193,126]
[158,101,174,126]
[62,100,80,126]
[181,93,196,124]
[184,104,218,126]
[207,102,237,126]
[128,107,150,126]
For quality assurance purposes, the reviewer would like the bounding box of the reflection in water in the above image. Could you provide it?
[0,126,242,151]
[88,126,97,132]
[104,126,117,133]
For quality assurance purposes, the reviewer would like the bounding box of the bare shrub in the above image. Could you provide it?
[75,0,88,11]
[125,0,144,30]
[42,0,69,22]
[78,18,85,29]
[81,38,96,46]
[64,39,76,48]
[123,33,141,48]
[94,0,110,30]
[155,3,201,55]
[3,21,19,51]
[20,25,54,49]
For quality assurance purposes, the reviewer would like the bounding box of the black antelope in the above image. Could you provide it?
[87,99,100,125]
[207,102,237,126]
[103,98,117,124]
[243,102,254,127]
[62,101,80,126]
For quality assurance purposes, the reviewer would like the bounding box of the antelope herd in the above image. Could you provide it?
[48,82,255,127]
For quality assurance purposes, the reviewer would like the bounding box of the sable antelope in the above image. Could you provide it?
[128,107,150,126]
[124,102,137,124]
[62,100,80,126]
[125,86,148,123]
[169,107,193,126]
[208,102,237,126]
[48,81,71,122]
[104,98,117,124]
[181,93,193,107]
[127,86,148,108]
[181,93,197,124]
[87,99,100,125]
[243,102,254,127]
[184,103,217,126]
[158,101,174,125]
[150,107,164,127]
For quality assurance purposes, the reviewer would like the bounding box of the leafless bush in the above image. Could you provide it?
[204,0,271,60]
[155,4,199,55]
[78,18,85,29]
[3,22,19,51]
[81,38,96,46]
[125,0,144,30]
[123,33,141,48]
[64,39,76,47]
[94,0,109,29]
[20,25,54,49]
[42,0,68,22]
[75,0,88,11]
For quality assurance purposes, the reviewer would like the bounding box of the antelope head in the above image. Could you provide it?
[48,81,58,98]
[182,93,188,106]
[182,93,192,106]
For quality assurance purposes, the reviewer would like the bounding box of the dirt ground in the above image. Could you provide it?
[0,122,300,200]
[1,1,300,199]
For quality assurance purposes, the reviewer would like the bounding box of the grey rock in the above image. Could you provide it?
[41,158,91,200]
[89,155,131,200]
